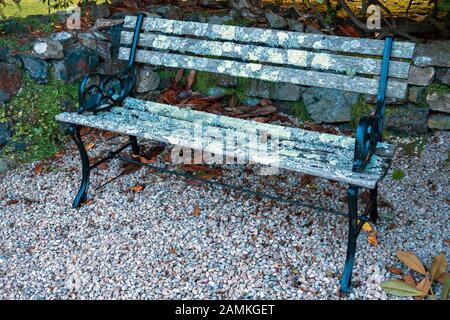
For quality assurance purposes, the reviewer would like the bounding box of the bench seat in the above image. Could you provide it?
[56,97,395,189]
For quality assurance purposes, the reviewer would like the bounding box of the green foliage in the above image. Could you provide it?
[391,168,404,181]
[350,95,373,128]
[286,100,311,121]
[224,17,253,27]
[0,74,78,162]
[427,82,450,97]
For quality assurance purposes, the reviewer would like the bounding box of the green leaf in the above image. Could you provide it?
[442,277,450,300]
[430,253,448,281]
[381,280,424,297]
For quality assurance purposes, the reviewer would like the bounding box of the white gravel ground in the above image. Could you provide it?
[0,128,448,300]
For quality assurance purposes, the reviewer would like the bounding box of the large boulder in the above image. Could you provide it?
[17,55,48,84]
[136,66,160,93]
[426,92,450,113]
[0,62,23,97]
[247,79,304,102]
[427,113,450,130]
[53,44,100,82]
[91,3,111,19]
[0,122,11,147]
[408,86,426,104]
[199,0,229,8]
[408,65,435,86]
[413,40,450,68]
[385,104,429,135]
[302,87,358,123]
[436,68,450,86]
[49,31,75,44]
[265,10,288,29]
[32,38,64,60]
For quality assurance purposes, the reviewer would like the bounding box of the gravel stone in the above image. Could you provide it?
[0,123,448,300]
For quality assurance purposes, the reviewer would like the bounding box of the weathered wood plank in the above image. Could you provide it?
[123,16,416,59]
[119,48,408,99]
[123,97,395,159]
[56,110,388,188]
[120,31,411,79]
[111,105,391,178]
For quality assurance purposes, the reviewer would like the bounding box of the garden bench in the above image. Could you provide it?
[55,14,416,293]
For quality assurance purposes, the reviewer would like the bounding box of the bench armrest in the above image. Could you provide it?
[77,64,137,114]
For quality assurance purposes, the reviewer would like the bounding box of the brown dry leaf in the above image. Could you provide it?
[415,277,432,299]
[403,273,417,287]
[85,142,95,151]
[129,184,145,193]
[121,162,141,175]
[430,253,448,281]
[387,266,403,275]
[33,161,45,175]
[131,154,156,165]
[300,175,315,187]
[185,70,196,90]
[197,168,222,180]
[174,69,184,87]
[97,162,109,170]
[337,24,360,37]
[54,150,65,158]
[170,247,177,254]
[367,231,378,246]
[123,0,138,9]
[160,89,180,105]
[396,250,427,275]
[83,199,94,206]
[437,272,450,284]
[193,207,201,217]
[6,199,19,205]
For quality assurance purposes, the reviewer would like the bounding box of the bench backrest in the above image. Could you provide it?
[119,16,415,99]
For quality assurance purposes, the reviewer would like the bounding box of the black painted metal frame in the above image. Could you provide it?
[66,13,394,294]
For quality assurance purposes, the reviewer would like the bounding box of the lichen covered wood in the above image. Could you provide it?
[123,16,415,59]
[56,98,395,188]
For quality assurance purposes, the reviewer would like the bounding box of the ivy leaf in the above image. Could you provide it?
[430,253,448,281]
[441,277,450,300]
[396,250,427,275]
[381,280,424,297]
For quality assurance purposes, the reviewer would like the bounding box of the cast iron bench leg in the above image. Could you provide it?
[339,185,359,293]
[68,125,91,209]
[129,135,140,156]
[369,186,379,223]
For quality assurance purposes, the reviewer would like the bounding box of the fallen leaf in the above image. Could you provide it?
[85,142,95,151]
[193,207,201,217]
[123,0,138,9]
[83,199,94,206]
[129,184,145,192]
[415,277,432,298]
[337,24,360,37]
[360,221,373,233]
[441,277,450,300]
[367,231,378,246]
[54,150,65,158]
[380,280,424,297]
[299,175,315,187]
[430,253,448,281]
[403,273,417,287]
[396,250,427,275]
[174,69,184,87]
[6,199,19,205]
[33,161,45,175]
[185,70,196,90]
[170,247,177,254]
[437,272,450,284]
[387,266,403,275]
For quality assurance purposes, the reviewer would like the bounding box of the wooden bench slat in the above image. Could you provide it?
[110,106,390,178]
[56,110,391,188]
[119,48,408,99]
[123,16,416,59]
[123,97,395,159]
[120,31,411,79]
